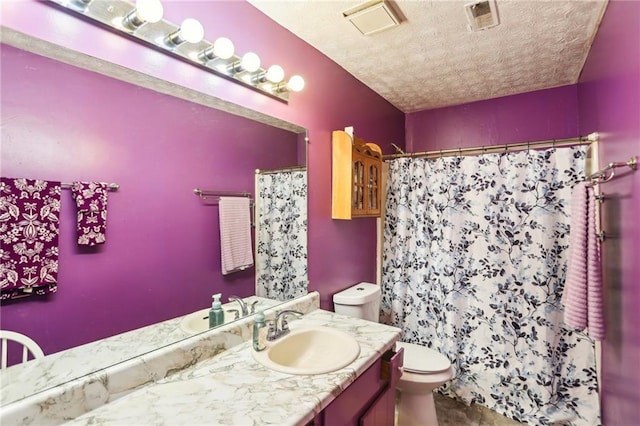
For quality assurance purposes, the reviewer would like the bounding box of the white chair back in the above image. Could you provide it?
[0,330,44,368]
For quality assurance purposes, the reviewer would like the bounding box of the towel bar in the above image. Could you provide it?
[193,188,255,227]
[61,182,119,191]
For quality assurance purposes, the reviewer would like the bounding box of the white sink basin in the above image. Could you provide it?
[252,326,361,375]
[180,307,238,334]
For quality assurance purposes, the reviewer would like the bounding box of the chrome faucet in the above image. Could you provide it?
[267,310,303,341]
[228,296,248,316]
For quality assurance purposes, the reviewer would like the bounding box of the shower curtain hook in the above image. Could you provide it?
[458,147,462,157]
[439,149,444,159]
[552,139,557,148]
[527,141,531,153]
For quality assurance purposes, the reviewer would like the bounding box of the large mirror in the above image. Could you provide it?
[0,27,307,403]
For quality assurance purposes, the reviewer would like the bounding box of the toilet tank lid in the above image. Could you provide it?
[333,282,380,305]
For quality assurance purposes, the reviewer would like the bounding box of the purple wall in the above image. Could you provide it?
[1,1,405,354]
[577,0,640,424]
[1,44,300,354]
[406,85,580,151]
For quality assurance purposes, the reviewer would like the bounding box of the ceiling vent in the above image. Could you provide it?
[465,0,500,32]
[343,0,401,36]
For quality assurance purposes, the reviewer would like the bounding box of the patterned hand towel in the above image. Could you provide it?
[0,177,61,300]
[563,181,604,340]
[219,197,254,275]
[71,182,109,246]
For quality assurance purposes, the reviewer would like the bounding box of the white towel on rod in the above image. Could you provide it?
[218,197,254,275]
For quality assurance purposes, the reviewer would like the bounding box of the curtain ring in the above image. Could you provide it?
[552,139,557,148]
[439,149,444,159]
[458,147,462,157]
[527,141,531,153]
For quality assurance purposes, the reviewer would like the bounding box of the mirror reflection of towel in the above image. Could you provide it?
[71,182,108,246]
[219,197,253,275]
[0,177,60,300]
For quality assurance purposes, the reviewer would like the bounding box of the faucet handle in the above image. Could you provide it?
[266,319,278,341]
[277,310,304,332]
[228,296,248,316]
[250,300,259,314]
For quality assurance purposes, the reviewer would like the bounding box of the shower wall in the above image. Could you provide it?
[405,85,579,151]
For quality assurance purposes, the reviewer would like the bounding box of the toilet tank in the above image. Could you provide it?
[333,282,381,322]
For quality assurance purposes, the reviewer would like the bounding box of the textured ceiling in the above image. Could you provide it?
[248,0,608,113]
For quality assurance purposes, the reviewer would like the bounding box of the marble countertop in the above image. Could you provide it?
[65,309,402,426]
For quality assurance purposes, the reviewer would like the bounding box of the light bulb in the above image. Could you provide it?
[136,0,163,23]
[240,52,261,73]
[122,0,163,29]
[199,37,235,62]
[213,37,235,60]
[287,75,305,92]
[180,18,204,44]
[265,65,285,83]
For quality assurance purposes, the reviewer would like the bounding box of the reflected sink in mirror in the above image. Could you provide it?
[252,326,360,375]
[180,297,281,335]
[179,307,239,335]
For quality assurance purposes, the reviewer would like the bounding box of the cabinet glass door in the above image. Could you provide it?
[353,160,365,211]
[367,162,380,215]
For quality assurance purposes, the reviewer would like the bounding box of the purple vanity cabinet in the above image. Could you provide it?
[314,347,404,426]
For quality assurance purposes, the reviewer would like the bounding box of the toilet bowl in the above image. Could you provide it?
[395,341,454,426]
[333,283,454,426]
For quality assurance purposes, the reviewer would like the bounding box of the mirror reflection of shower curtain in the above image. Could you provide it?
[255,170,308,301]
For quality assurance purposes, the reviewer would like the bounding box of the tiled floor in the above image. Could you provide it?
[434,393,524,426]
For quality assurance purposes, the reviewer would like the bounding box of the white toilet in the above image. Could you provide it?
[333,282,454,426]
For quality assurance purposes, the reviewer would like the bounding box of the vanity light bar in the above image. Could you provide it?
[45,0,304,103]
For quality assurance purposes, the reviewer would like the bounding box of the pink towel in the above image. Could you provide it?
[563,182,604,340]
[218,197,253,275]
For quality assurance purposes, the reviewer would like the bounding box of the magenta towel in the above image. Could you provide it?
[0,177,60,300]
[219,197,253,275]
[71,182,109,246]
[563,181,604,340]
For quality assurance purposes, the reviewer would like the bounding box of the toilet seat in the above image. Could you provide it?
[396,341,451,373]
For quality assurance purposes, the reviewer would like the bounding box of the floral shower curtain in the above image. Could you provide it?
[381,147,600,425]
[255,170,308,301]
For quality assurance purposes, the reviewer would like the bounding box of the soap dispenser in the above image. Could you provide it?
[252,311,267,351]
[209,294,224,328]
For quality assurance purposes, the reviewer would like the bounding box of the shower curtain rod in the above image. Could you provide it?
[382,133,599,160]
[255,165,307,175]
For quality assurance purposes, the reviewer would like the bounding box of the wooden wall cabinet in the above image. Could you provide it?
[332,130,383,219]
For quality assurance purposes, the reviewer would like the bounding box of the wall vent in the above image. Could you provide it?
[465,0,500,32]
[343,0,401,36]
